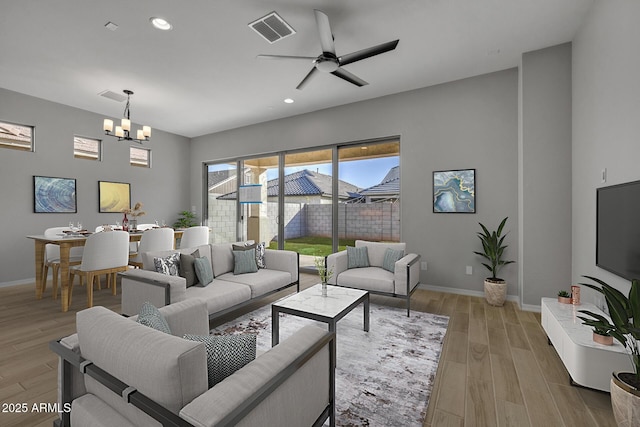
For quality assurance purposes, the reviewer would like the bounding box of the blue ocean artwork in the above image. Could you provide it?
[34,176,76,213]
[433,170,475,213]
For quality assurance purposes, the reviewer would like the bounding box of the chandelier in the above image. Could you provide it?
[102,90,151,144]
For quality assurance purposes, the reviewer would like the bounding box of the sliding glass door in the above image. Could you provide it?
[204,138,400,259]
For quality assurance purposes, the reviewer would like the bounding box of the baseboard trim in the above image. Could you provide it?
[418,283,541,312]
[0,278,35,288]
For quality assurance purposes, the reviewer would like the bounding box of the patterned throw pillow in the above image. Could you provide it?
[255,242,266,269]
[233,249,258,274]
[137,301,172,334]
[382,248,405,273]
[347,246,370,269]
[154,252,180,276]
[183,334,256,388]
[179,249,201,287]
[194,257,213,286]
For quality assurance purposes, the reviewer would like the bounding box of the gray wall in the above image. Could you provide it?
[519,43,573,307]
[0,88,191,284]
[572,0,640,302]
[191,69,520,296]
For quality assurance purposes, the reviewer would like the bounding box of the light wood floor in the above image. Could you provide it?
[0,273,615,427]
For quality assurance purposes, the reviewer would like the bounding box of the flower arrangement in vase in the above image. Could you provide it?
[314,256,333,297]
[122,202,146,231]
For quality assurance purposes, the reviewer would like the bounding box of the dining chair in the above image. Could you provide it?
[178,226,210,248]
[42,227,84,299]
[128,228,175,268]
[69,231,130,308]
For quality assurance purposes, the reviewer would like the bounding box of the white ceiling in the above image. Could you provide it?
[0,0,594,138]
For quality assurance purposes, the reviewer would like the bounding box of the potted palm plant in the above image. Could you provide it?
[474,217,515,306]
[577,275,639,425]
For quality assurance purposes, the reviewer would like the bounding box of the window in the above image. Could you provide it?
[74,136,101,160]
[0,120,34,151]
[130,146,151,167]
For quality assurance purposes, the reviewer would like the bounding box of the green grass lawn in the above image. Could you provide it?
[268,236,355,257]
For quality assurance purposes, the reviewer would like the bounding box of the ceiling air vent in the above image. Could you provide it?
[249,11,295,44]
[98,90,127,102]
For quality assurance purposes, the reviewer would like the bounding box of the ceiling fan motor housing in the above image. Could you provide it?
[315,53,340,72]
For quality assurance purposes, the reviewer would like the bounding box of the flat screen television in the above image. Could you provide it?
[597,180,640,280]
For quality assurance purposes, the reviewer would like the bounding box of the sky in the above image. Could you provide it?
[267,156,399,189]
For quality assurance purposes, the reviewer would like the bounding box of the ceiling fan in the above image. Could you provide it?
[257,9,399,90]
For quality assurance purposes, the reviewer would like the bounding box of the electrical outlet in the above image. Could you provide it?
[421,261,428,271]
[466,265,473,275]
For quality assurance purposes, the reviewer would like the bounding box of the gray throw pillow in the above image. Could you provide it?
[232,242,266,269]
[137,301,171,334]
[179,249,201,287]
[194,257,213,286]
[233,248,258,274]
[154,252,180,276]
[382,248,405,273]
[183,334,256,388]
[347,246,370,269]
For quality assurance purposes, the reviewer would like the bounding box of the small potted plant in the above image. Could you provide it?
[557,290,572,304]
[577,275,640,425]
[173,210,198,229]
[474,217,515,306]
[314,256,333,297]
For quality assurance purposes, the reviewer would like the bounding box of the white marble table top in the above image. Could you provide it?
[541,297,627,353]
[273,284,368,318]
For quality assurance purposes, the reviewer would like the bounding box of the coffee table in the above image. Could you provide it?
[272,284,369,347]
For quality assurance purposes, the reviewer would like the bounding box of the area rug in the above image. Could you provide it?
[211,301,449,426]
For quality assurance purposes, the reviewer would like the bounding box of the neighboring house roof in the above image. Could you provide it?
[216,169,360,200]
[208,169,241,192]
[358,166,400,198]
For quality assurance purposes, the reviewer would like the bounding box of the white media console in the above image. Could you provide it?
[540,297,633,392]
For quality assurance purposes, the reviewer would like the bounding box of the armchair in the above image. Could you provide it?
[326,240,421,316]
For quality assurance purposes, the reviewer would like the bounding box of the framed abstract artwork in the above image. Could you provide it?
[433,169,476,213]
[33,176,77,213]
[98,181,130,213]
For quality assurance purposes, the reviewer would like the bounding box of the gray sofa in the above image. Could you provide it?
[326,240,421,315]
[50,299,336,427]
[119,243,299,319]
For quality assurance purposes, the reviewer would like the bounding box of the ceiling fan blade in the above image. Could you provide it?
[338,39,399,66]
[331,68,368,87]
[257,54,316,61]
[314,9,336,55]
[296,67,320,90]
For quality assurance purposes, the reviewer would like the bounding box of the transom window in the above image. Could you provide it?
[74,136,101,160]
[0,120,33,152]
[130,146,151,167]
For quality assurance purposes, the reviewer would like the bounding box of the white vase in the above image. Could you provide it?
[321,282,327,297]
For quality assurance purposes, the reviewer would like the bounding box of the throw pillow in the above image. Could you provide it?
[183,334,256,388]
[233,248,258,274]
[255,242,266,269]
[137,301,172,334]
[179,249,201,288]
[382,248,405,273]
[233,242,266,269]
[347,246,370,269]
[153,252,180,276]
[194,257,213,286]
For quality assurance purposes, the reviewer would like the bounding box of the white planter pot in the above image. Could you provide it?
[484,279,507,306]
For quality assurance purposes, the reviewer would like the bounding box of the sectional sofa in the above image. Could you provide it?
[119,242,299,319]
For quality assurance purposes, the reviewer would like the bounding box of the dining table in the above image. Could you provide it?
[26,229,183,312]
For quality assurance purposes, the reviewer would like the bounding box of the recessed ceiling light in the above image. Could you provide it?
[150,17,172,31]
[284,98,294,104]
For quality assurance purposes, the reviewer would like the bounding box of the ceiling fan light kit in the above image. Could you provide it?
[103,90,151,144]
[258,9,399,90]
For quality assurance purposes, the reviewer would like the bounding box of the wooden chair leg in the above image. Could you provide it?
[42,264,49,294]
[52,264,60,300]
[111,272,117,296]
[68,272,75,306]
[87,273,95,308]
